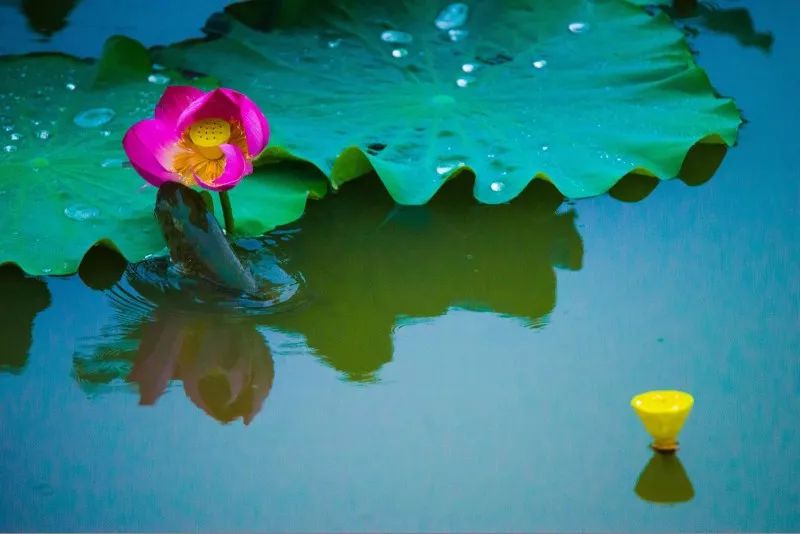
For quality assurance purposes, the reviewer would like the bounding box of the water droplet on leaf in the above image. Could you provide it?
[456,76,475,88]
[381,30,413,44]
[461,63,476,73]
[391,48,408,58]
[436,161,464,175]
[65,82,77,91]
[36,130,50,140]
[435,3,469,30]
[3,145,17,153]
[73,107,115,128]
[490,181,506,192]
[64,204,100,221]
[448,29,469,42]
[100,158,128,168]
[147,74,170,84]
[568,22,589,33]
[532,59,547,69]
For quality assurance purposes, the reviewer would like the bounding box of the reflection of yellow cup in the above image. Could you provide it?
[635,453,694,504]
[631,390,694,452]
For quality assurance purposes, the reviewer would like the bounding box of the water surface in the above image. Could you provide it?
[0,1,798,531]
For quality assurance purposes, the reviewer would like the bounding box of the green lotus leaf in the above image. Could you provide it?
[0,45,326,275]
[156,0,741,205]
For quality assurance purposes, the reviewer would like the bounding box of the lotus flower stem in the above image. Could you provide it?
[219,191,235,236]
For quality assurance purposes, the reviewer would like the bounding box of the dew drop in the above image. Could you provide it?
[541,145,550,151]
[3,145,17,153]
[99,130,111,137]
[36,130,50,140]
[100,158,128,168]
[65,82,77,91]
[41,268,52,274]
[391,48,408,58]
[532,59,547,69]
[490,181,506,192]
[436,161,464,175]
[461,63,476,73]
[456,76,475,88]
[147,74,170,84]
[9,132,21,141]
[448,28,469,42]
[73,107,115,128]
[381,30,413,44]
[435,3,469,30]
[568,22,588,33]
[64,204,100,221]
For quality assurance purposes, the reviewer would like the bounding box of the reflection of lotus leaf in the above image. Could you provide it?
[0,265,50,373]
[20,0,80,37]
[73,176,582,391]
[266,177,583,381]
[629,0,773,51]
[70,138,728,387]
[157,0,740,205]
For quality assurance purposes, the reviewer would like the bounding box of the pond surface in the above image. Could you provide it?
[1,1,798,531]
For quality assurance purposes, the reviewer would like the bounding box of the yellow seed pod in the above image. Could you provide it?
[189,118,231,147]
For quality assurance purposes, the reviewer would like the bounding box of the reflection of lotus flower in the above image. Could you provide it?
[130,314,274,424]
[123,86,269,191]
[631,390,694,452]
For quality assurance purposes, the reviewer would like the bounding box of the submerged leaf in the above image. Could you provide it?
[157,0,741,205]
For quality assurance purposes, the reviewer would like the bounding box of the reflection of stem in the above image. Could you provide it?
[219,191,235,236]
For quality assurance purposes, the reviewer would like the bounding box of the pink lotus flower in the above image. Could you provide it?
[123,86,269,191]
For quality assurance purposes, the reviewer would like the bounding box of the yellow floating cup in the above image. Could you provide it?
[631,390,694,452]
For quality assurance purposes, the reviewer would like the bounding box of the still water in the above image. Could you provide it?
[1,1,798,531]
